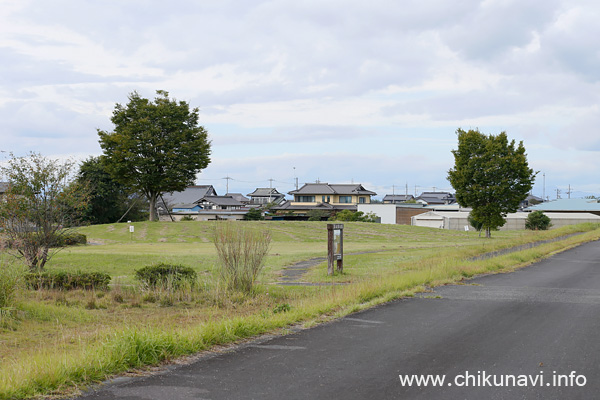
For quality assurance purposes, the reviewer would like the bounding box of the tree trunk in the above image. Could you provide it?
[148,193,159,221]
[485,227,491,238]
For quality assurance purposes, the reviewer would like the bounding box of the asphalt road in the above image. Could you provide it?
[75,240,600,400]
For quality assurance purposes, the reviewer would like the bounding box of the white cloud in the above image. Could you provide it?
[1,0,600,197]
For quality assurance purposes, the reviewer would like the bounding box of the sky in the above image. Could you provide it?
[1,0,600,200]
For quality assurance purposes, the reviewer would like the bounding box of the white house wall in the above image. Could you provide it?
[357,204,397,224]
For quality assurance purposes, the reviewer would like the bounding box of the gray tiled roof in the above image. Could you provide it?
[289,183,376,196]
[160,185,217,205]
[247,188,284,197]
[199,196,243,207]
[383,194,414,202]
[226,193,250,203]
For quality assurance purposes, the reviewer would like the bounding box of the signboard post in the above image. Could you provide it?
[327,224,344,275]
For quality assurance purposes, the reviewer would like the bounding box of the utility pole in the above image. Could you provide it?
[392,185,395,196]
[223,176,232,194]
[293,167,298,190]
[543,173,545,202]
[268,178,274,203]
[556,188,561,200]
[567,184,572,199]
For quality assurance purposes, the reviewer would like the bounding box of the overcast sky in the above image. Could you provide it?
[2,0,599,200]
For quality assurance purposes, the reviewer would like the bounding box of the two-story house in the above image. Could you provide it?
[273,183,376,218]
[247,188,286,205]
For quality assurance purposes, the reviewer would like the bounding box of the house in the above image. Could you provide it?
[416,192,456,205]
[196,196,243,210]
[383,194,414,204]
[172,204,203,213]
[247,188,286,205]
[273,183,376,218]
[158,185,218,212]
[226,193,250,205]
[162,195,247,221]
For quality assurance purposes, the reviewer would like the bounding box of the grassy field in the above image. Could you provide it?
[1,221,600,399]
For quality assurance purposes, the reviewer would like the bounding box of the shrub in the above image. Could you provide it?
[213,223,271,293]
[135,263,197,289]
[307,209,328,221]
[329,210,378,222]
[25,270,111,290]
[180,215,196,221]
[525,211,552,230]
[56,232,87,246]
[244,208,264,221]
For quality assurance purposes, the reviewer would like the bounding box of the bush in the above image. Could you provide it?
[213,223,271,293]
[244,208,264,221]
[329,210,378,222]
[180,215,196,221]
[25,270,111,290]
[58,232,87,246]
[135,263,197,289]
[525,211,552,230]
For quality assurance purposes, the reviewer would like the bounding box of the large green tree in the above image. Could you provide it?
[76,156,147,224]
[98,90,211,221]
[447,128,536,238]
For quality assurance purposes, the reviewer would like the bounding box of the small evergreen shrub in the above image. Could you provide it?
[25,271,111,290]
[180,215,196,221]
[525,211,552,230]
[56,232,87,246]
[135,263,197,289]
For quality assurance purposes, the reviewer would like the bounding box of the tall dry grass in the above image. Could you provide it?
[213,222,271,293]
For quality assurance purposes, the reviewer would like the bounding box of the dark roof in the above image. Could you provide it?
[226,193,250,203]
[198,196,243,207]
[289,183,376,196]
[417,192,455,204]
[383,194,414,202]
[273,200,356,211]
[161,185,217,206]
[247,188,284,197]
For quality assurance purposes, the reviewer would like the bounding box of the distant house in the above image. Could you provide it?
[521,194,544,209]
[162,194,247,222]
[383,194,414,204]
[196,196,243,210]
[273,183,376,218]
[416,192,456,205]
[159,185,218,212]
[226,193,250,205]
[172,204,203,213]
[247,188,286,205]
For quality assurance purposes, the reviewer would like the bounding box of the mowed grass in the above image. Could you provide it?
[2,221,600,399]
